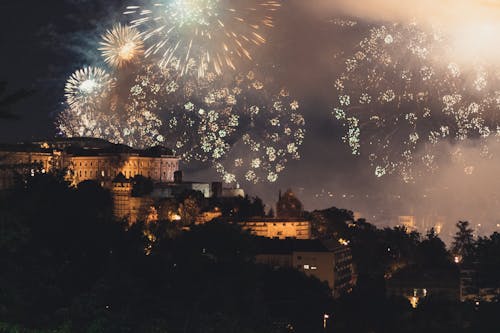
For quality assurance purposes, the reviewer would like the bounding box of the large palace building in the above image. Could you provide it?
[0,138,180,190]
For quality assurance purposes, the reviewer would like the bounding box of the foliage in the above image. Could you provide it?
[451,221,475,262]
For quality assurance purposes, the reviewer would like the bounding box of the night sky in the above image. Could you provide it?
[3,0,500,241]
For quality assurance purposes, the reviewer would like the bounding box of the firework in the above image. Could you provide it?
[213,71,306,185]
[332,22,500,182]
[126,65,306,184]
[127,63,240,160]
[56,106,121,139]
[124,0,279,77]
[99,24,144,68]
[64,66,114,110]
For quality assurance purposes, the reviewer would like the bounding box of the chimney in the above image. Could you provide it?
[174,170,183,183]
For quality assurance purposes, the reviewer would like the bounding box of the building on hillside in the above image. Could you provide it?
[255,238,355,297]
[240,218,311,239]
[112,173,155,224]
[148,171,244,199]
[238,190,311,239]
[277,189,303,218]
[0,138,244,224]
[0,138,180,190]
[397,216,417,233]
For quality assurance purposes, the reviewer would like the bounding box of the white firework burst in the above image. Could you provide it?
[64,66,114,110]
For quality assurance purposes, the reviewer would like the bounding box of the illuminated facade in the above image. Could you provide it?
[238,189,311,239]
[0,138,180,190]
[239,218,311,239]
[398,215,417,232]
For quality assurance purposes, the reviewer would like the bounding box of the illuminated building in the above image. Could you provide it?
[398,215,417,232]
[255,238,355,297]
[0,138,179,190]
[239,189,311,239]
[0,138,183,224]
[276,189,303,218]
[149,171,244,199]
[239,218,311,239]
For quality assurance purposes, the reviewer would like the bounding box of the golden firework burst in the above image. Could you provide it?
[99,24,144,68]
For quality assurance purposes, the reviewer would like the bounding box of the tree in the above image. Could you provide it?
[416,228,452,268]
[451,221,475,262]
[179,196,200,226]
[474,232,500,287]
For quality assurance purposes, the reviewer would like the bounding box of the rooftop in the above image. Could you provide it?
[0,137,177,158]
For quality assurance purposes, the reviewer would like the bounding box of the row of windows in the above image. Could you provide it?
[76,160,177,168]
[244,222,310,227]
[77,169,172,179]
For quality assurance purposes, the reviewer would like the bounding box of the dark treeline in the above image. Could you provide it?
[1,173,500,332]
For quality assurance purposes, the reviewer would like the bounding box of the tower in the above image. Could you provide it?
[276,189,303,218]
[112,172,132,221]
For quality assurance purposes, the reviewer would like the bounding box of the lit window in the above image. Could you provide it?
[311,266,317,270]
[303,264,310,270]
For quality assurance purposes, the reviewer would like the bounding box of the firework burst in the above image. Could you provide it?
[99,24,145,68]
[64,66,114,110]
[127,63,239,160]
[214,71,306,185]
[124,0,280,77]
[332,22,500,182]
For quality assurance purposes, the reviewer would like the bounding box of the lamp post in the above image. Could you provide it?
[323,313,330,330]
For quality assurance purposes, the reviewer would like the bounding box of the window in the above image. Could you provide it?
[311,266,317,270]
[303,265,310,270]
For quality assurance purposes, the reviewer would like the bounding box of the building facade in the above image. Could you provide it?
[0,138,180,190]
[239,218,312,239]
[256,239,355,297]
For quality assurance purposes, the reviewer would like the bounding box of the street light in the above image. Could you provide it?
[323,313,330,330]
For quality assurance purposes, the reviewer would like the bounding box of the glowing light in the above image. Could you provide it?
[213,71,305,185]
[339,238,350,246]
[99,24,144,68]
[410,296,419,309]
[332,22,500,182]
[124,0,280,77]
[64,66,114,110]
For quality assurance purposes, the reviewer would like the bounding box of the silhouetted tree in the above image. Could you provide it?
[475,232,500,287]
[451,221,475,262]
[416,228,452,268]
